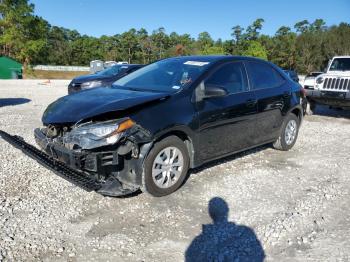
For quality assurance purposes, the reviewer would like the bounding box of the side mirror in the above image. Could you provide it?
[204,84,227,99]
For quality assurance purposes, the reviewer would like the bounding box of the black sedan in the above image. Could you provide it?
[1,56,303,197]
[68,64,143,94]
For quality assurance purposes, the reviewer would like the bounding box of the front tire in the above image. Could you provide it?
[273,113,300,151]
[143,136,190,197]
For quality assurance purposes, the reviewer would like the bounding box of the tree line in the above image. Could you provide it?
[1,0,350,74]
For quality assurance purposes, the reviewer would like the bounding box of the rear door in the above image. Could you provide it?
[196,61,258,161]
[245,61,291,144]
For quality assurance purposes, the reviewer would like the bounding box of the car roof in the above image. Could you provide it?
[162,55,269,63]
[121,64,143,66]
[111,64,143,67]
[332,56,350,59]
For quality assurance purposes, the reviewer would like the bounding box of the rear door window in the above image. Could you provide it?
[246,61,285,90]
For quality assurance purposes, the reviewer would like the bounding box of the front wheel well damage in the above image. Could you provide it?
[153,131,195,168]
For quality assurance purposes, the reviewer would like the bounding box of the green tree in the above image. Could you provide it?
[1,0,349,75]
[197,31,214,51]
[231,25,244,43]
[231,19,266,57]
[294,20,310,33]
[200,46,225,55]
[294,19,329,73]
[168,32,195,56]
[137,28,151,64]
[120,29,139,63]
[245,18,265,40]
[322,23,350,68]
[310,19,326,32]
[241,41,267,59]
[44,26,73,65]
[150,27,169,60]
[0,0,49,67]
[269,26,297,69]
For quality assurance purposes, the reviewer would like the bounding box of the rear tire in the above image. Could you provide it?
[273,113,300,151]
[142,136,189,197]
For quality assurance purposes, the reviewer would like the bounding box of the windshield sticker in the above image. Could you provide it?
[184,61,210,66]
[172,85,181,90]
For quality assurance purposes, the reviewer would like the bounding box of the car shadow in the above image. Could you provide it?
[185,197,265,262]
[311,105,350,119]
[116,189,142,198]
[0,98,31,107]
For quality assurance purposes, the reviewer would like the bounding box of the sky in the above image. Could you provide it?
[31,0,350,40]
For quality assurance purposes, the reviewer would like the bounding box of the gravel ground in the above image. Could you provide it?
[1,80,350,261]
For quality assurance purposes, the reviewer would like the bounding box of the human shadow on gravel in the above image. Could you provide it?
[0,98,31,107]
[185,197,265,262]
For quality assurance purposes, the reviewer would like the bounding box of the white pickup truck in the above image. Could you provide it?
[306,56,350,114]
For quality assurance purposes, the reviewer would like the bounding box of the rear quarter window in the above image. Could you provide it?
[246,61,285,90]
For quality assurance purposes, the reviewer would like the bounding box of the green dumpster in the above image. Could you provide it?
[0,56,23,79]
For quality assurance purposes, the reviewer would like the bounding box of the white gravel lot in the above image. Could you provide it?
[1,80,350,261]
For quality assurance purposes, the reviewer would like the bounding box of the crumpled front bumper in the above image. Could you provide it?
[33,128,121,175]
[0,130,101,191]
[0,130,142,196]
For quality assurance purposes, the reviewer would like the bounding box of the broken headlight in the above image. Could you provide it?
[63,118,135,149]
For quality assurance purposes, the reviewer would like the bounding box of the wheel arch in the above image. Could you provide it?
[288,105,303,123]
[151,127,196,168]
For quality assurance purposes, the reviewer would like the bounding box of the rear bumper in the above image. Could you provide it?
[306,89,350,107]
[0,130,145,196]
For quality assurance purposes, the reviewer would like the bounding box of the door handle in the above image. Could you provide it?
[246,99,257,107]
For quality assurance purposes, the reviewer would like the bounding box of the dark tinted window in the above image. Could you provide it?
[205,62,248,94]
[247,62,285,90]
[307,72,322,77]
[127,66,141,73]
[96,65,125,76]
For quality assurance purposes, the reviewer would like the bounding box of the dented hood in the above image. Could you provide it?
[42,87,168,125]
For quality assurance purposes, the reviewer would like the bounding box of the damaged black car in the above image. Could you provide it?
[0,56,303,197]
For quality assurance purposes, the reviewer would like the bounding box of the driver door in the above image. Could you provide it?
[195,61,257,162]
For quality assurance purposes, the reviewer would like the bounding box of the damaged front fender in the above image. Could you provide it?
[98,141,153,197]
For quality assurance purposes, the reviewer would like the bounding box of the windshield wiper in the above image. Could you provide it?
[111,85,169,93]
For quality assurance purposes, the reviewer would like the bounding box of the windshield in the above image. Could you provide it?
[96,65,128,76]
[329,58,350,71]
[308,72,322,77]
[113,58,211,92]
